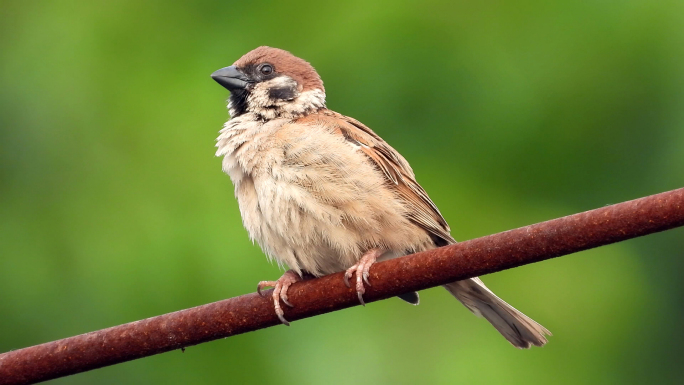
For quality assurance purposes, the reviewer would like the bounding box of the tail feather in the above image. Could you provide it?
[397,291,420,305]
[444,277,551,349]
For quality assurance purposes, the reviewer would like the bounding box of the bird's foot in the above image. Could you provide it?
[257,270,301,326]
[344,249,383,306]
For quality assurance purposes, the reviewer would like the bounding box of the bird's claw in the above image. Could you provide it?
[343,271,352,288]
[344,249,382,306]
[256,270,301,325]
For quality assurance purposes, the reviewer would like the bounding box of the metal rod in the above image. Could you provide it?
[1,187,683,385]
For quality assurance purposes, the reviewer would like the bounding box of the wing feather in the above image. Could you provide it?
[295,111,455,245]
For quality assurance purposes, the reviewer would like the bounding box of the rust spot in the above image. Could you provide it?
[0,187,682,385]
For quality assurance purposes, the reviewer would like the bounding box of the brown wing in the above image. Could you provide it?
[295,110,456,245]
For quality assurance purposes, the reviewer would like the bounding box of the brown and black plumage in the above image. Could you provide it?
[212,46,550,348]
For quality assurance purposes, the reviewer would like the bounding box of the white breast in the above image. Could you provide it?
[216,114,433,276]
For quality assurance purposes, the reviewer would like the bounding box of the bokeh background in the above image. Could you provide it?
[1,1,683,384]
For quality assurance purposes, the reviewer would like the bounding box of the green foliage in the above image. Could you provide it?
[1,1,683,383]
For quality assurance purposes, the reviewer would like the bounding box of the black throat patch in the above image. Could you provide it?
[228,89,249,117]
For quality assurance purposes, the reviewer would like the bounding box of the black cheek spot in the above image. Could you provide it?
[269,86,296,101]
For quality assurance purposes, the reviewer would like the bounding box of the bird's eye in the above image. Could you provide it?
[259,64,273,75]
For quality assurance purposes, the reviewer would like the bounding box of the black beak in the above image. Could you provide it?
[211,66,251,91]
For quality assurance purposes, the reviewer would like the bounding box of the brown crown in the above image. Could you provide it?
[234,46,324,92]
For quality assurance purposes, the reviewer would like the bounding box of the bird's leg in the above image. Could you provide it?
[344,248,383,306]
[257,269,301,326]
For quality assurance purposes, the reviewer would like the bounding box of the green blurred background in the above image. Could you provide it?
[1,1,683,384]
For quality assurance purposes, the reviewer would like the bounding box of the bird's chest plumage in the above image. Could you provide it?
[217,117,295,258]
[216,114,433,276]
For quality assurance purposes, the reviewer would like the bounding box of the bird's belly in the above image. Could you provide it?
[233,170,358,276]
[221,119,435,277]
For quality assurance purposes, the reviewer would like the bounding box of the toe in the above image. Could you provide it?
[355,271,366,306]
[272,284,291,326]
[274,306,290,326]
[362,270,371,286]
[344,269,355,288]
[280,285,294,307]
[257,281,275,297]
[357,291,366,306]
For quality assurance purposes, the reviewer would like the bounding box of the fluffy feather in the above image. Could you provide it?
[215,46,550,347]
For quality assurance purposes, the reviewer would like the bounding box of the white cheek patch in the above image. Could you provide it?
[248,76,299,108]
[245,76,326,120]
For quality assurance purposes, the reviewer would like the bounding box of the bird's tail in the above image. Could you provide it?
[443,277,551,348]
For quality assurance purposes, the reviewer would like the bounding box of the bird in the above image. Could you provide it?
[211,46,550,348]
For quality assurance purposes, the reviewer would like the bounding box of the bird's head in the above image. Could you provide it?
[212,46,326,120]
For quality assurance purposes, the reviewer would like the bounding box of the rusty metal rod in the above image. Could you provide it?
[1,187,683,385]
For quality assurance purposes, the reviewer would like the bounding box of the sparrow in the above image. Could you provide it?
[211,46,550,348]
